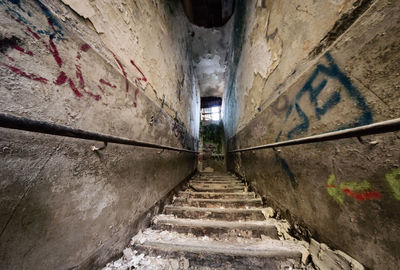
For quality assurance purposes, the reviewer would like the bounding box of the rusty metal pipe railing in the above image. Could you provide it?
[229,118,400,153]
[0,113,198,153]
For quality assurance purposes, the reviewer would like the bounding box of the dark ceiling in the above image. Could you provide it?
[182,0,235,28]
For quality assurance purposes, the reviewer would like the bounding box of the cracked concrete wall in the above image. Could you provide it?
[0,0,199,269]
[225,0,400,269]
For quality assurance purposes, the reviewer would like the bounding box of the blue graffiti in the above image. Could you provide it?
[8,0,23,11]
[1,0,65,40]
[274,131,296,184]
[287,103,309,139]
[275,52,373,183]
[285,52,372,139]
[34,0,64,37]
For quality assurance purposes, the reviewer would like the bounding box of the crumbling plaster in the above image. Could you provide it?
[225,0,400,269]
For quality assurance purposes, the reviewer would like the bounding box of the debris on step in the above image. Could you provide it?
[309,239,364,270]
[103,172,364,269]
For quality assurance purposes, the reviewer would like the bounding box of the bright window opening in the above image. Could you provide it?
[201,106,221,121]
[211,106,220,121]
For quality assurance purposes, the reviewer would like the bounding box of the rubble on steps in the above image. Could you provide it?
[102,172,364,270]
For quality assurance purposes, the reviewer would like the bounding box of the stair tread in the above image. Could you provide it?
[164,205,268,212]
[136,241,303,258]
[179,191,255,195]
[174,197,261,203]
[132,230,305,258]
[154,215,279,228]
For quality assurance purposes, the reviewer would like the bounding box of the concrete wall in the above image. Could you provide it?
[225,0,400,269]
[0,0,199,269]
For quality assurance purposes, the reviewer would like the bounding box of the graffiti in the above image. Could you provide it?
[12,45,33,56]
[385,169,400,200]
[173,113,186,147]
[99,78,116,89]
[130,59,147,82]
[326,174,381,204]
[274,131,296,184]
[1,0,65,40]
[111,52,129,93]
[1,62,47,83]
[0,0,147,107]
[274,53,373,183]
[284,52,372,139]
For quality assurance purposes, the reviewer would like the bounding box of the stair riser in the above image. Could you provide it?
[164,208,266,221]
[152,223,279,239]
[173,200,262,208]
[189,184,245,188]
[193,178,238,181]
[178,192,255,199]
[188,188,245,193]
[193,177,238,180]
[189,181,243,185]
[133,244,302,270]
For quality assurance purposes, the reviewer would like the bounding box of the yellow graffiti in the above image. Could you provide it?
[326,174,381,203]
[326,174,344,204]
[385,168,400,200]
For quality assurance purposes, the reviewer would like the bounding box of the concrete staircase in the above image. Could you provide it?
[103,172,312,269]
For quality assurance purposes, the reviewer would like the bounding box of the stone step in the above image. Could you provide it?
[186,186,245,193]
[189,182,244,186]
[191,179,240,183]
[164,206,269,221]
[190,177,242,182]
[153,215,279,239]
[193,176,238,180]
[132,234,305,269]
[193,174,237,178]
[178,191,256,199]
[173,197,262,208]
[188,183,245,190]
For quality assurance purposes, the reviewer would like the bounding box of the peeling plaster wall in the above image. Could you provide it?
[225,0,400,269]
[0,0,199,269]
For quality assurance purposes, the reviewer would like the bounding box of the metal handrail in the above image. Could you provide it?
[0,113,198,153]
[229,118,400,153]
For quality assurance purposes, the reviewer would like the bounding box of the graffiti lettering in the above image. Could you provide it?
[275,53,373,183]
[326,174,381,204]
[274,131,296,183]
[285,52,372,139]
[1,0,147,108]
[385,168,400,200]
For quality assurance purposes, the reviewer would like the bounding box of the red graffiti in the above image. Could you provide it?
[1,62,48,83]
[75,65,85,88]
[7,13,145,107]
[13,45,34,56]
[47,18,57,33]
[112,52,129,93]
[47,37,62,68]
[342,189,381,201]
[133,88,139,107]
[99,78,116,88]
[1,52,14,62]
[54,71,67,85]
[68,78,83,97]
[26,27,41,40]
[80,43,90,52]
[84,90,101,101]
[97,85,105,94]
[130,59,147,82]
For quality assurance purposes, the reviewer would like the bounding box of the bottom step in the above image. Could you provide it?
[132,234,306,270]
